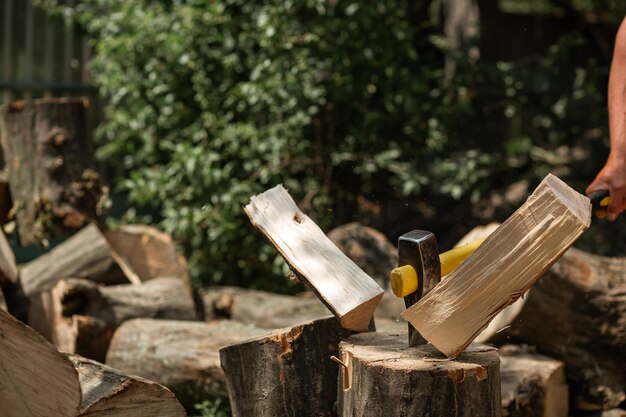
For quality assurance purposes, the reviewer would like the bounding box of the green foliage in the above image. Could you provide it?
[46,0,620,287]
[190,399,230,417]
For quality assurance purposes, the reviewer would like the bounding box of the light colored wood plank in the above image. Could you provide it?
[0,226,17,284]
[0,308,81,417]
[402,174,591,357]
[245,185,384,331]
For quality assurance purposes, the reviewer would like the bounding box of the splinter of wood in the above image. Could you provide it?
[245,185,384,331]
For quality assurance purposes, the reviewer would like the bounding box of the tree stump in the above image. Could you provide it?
[337,333,501,417]
[0,98,104,245]
[220,316,361,417]
[29,277,197,362]
[106,318,267,408]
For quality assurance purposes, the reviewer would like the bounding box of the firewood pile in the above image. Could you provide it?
[2,98,622,417]
[0,216,625,416]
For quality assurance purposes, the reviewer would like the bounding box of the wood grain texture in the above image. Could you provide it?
[499,345,568,417]
[0,98,103,245]
[493,247,626,410]
[106,318,267,407]
[402,174,591,357]
[220,316,358,417]
[0,227,17,284]
[20,223,128,297]
[104,224,190,288]
[29,277,197,362]
[337,332,501,417]
[70,355,185,417]
[0,309,81,417]
[245,185,384,331]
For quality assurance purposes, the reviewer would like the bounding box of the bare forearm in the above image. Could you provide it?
[608,18,626,162]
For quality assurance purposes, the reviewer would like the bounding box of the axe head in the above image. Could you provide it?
[398,230,441,346]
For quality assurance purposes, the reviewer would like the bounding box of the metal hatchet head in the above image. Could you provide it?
[397,230,441,347]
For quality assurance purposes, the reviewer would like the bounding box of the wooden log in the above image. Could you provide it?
[576,411,626,417]
[20,223,130,297]
[104,224,191,287]
[220,316,359,417]
[327,222,398,289]
[0,285,6,311]
[201,285,404,330]
[29,276,197,362]
[245,185,384,331]
[0,98,104,245]
[490,247,626,410]
[106,318,267,408]
[499,345,568,417]
[70,354,185,416]
[0,308,81,417]
[0,226,17,285]
[403,174,591,357]
[337,332,501,417]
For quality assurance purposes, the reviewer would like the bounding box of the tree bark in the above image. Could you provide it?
[499,345,568,417]
[492,247,626,410]
[70,354,186,417]
[0,308,81,417]
[106,318,267,408]
[20,223,130,298]
[0,98,104,245]
[104,224,191,288]
[220,316,360,417]
[29,277,197,362]
[337,333,501,417]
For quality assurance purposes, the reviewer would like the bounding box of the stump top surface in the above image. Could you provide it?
[341,332,499,371]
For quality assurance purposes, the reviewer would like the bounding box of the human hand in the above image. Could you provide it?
[587,154,626,221]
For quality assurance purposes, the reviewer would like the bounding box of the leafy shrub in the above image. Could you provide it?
[45,0,622,288]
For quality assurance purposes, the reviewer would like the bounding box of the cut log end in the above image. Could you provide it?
[338,332,501,417]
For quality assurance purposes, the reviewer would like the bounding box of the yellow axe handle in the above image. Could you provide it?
[390,235,488,298]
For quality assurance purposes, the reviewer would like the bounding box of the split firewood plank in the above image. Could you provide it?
[106,318,267,407]
[337,332,501,417]
[0,226,17,284]
[499,345,568,417]
[220,316,360,417]
[104,224,191,287]
[0,308,81,417]
[20,223,132,297]
[245,185,384,331]
[70,354,185,416]
[402,174,591,357]
[488,246,626,410]
[29,277,197,362]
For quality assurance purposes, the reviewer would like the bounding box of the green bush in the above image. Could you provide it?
[46,0,620,288]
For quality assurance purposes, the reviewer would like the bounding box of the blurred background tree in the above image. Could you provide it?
[38,0,626,290]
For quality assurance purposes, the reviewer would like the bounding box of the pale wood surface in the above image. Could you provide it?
[245,185,384,331]
[0,309,81,417]
[0,227,17,284]
[104,224,190,287]
[29,277,197,362]
[20,223,128,297]
[0,285,6,311]
[71,354,185,417]
[220,316,358,417]
[403,174,591,357]
[500,345,568,417]
[106,318,267,407]
[337,332,501,417]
